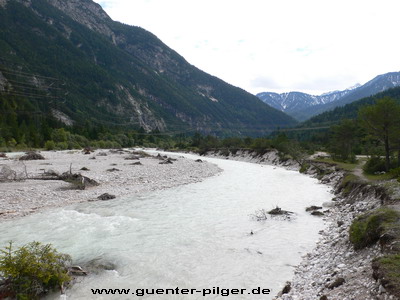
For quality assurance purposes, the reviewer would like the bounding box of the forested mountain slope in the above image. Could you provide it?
[0,0,296,141]
[300,87,400,128]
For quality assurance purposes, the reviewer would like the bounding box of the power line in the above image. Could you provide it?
[0,110,45,115]
[88,119,143,126]
[133,129,198,136]
[0,62,334,135]
[0,69,60,81]
[4,79,62,91]
[0,91,61,99]
[275,126,331,132]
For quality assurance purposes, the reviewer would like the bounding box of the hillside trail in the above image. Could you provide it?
[353,159,368,181]
[353,159,400,214]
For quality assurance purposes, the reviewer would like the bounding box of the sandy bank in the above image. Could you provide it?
[0,149,221,221]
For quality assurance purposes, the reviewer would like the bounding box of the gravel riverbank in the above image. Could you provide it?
[0,148,396,299]
[0,149,221,221]
[203,149,397,300]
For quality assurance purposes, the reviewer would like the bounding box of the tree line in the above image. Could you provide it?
[2,89,400,176]
[330,97,400,172]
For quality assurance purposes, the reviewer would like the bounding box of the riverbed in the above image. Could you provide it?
[0,152,333,299]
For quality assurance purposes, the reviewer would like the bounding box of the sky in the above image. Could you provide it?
[93,0,400,95]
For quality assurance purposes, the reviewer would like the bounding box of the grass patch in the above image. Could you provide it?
[373,254,400,298]
[341,173,359,185]
[382,180,400,198]
[299,163,310,174]
[312,157,359,171]
[349,207,400,250]
[338,173,361,196]
[364,172,395,181]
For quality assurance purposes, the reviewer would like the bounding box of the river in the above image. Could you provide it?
[0,153,332,299]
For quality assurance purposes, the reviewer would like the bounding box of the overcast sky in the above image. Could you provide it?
[93,0,400,95]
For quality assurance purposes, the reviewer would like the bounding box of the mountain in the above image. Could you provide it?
[257,72,400,121]
[0,0,296,138]
[257,88,356,117]
[301,86,400,128]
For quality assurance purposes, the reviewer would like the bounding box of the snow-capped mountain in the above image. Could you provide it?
[257,72,400,121]
[257,89,355,114]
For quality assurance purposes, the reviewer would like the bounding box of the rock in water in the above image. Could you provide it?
[268,206,293,215]
[68,266,88,276]
[306,205,323,212]
[281,282,291,294]
[311,211,325,216]
[97,193,116,200]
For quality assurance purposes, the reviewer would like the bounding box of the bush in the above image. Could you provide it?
[349,208,399,250]
[0,241,72,299]
[363,156,387,174]
[249,138,271,154]
[299,163,310,174]
[7,138,17,149]
[389,167,400,178]
[67,141,81,150]
[44,140,56,151]
[56,142,68,150]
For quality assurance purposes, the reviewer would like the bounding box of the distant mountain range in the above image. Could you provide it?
[301,86,400,129]
[0,0,296,136]
[257,72,400,121]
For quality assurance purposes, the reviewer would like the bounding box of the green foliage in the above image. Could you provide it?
[358,97,400,171]
[51,128,69,143]
[249,138,272,154]
[338,173,360,196]
[56,142,68,150]
[0,241,72,299]
[7,138,17,148]
[271,134,308,165]
[299,163,310,174]
[373,254,400,298]
[44,140,56,150]
[389,167,400,179]
[302,87,400,129]
[349,208,400,250]
[329,119,360,162]
[0,0,296,142]
[363,157,388,174]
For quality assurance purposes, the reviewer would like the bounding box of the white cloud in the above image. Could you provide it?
[93,0,400,95]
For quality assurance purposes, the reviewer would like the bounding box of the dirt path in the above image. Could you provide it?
[352,159,368,181]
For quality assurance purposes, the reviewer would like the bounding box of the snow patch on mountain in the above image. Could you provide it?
[257,72,400,121]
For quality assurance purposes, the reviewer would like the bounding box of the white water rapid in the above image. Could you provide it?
[0,153,332,299]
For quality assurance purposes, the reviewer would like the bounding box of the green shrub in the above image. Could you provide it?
[67,141,81,150]
[56,142,68,150]
[249,138,271,154]
[389,167,400,178]
[349,208,400,250]
[299,163,310,174]
[7,138,17,149]
[44,140,56,151]
[363,157,387,174]
[0,241,72,299]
